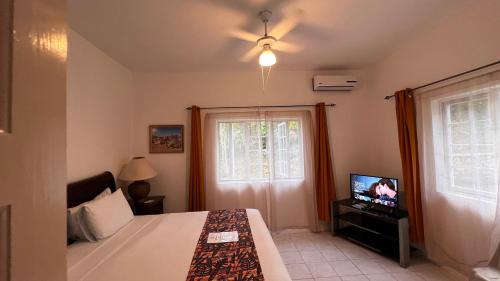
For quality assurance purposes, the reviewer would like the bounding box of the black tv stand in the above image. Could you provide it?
[331,199,410,267]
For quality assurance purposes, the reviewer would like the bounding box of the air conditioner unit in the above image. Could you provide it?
[313,75,358,91]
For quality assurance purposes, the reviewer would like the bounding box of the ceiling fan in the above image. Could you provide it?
[229,9,304,67]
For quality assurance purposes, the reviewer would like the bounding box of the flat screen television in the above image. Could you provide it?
[350,173,399,208]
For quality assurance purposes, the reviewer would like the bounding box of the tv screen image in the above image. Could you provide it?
[350,174,398,208]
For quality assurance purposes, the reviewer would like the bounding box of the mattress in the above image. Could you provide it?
[67,209,291,281]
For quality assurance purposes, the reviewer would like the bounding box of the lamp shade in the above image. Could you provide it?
[119,157,157,181]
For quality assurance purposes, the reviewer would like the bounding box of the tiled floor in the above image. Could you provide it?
[272,229,461,281]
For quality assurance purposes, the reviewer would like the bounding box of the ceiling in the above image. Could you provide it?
[69,0,461,72]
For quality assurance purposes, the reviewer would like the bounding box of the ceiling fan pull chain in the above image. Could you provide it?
[260,66,273,93]
[261,66,266,92]
[265,66,272,87]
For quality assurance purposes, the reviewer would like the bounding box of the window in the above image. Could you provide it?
[217,119,304,182]
[434,86,500,201]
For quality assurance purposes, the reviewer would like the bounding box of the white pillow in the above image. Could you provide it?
[82,189,134,240]
[67,188,111,241]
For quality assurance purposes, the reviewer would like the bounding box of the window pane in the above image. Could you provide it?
[271,120,304,179]
[288,121,303,178]
[451,144,470,154]
[248,150,262,179]
[218,123,231,180]
[249,164,262,179]
[261,150,269,178]
[476,154,496,169]
[450,102,469,123]
[471,97,489,121]
[476,144,494,153]
[217,119,303,182]
[273,121,288,179]
[452,155,472,169]
[249,136,260,150]
[478,169,497,193]
[450,123,471,144]
[474,121,494,144]
[452,166,473,188]
[260,122,268,150]
[437,88,499,201]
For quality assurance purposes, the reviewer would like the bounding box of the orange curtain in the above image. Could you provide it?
[188,105,205,211]
[314,102,336,221]
[395,89,425,245]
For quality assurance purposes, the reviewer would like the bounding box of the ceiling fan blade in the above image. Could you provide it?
[228,29,261,43]
[241,46,262,62]
[269,8,304,40]
[273,41,302,53]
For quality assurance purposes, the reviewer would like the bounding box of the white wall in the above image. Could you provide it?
[67,30,134,182]
[132,70,374,212]
[363,0,500,189]
[0,0,67,280]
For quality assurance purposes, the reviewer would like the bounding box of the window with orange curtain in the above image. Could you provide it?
[204,111,318,231]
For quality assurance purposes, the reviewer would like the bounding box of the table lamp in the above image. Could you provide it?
[119,157,157,201]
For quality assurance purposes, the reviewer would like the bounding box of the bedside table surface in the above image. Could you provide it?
[134,196,165,216]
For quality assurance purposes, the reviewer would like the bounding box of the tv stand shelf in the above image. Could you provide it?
[331,199,410,267]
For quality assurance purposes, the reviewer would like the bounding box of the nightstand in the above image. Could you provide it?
[134,196,165,215]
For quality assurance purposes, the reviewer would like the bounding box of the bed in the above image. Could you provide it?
[67,172,291,281]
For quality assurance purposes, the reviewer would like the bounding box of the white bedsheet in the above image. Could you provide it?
[67,209,291,281]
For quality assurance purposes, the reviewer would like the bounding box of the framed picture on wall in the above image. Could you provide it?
[0,0,13,134]
[149,125,184,153]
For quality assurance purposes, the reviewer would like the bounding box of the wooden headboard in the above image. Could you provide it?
[67,171,117,208]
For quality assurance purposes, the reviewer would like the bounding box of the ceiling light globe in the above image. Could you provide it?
[259,49,276,67]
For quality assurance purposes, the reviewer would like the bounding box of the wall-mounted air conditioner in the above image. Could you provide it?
[313,75,358,91]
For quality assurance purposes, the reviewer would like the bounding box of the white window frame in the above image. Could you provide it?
[216,118,304,183]
[433,86,499,202]
[275,121,289,179]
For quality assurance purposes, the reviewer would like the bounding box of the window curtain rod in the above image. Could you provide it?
[384,60,500,100]
[185,103,336,110]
